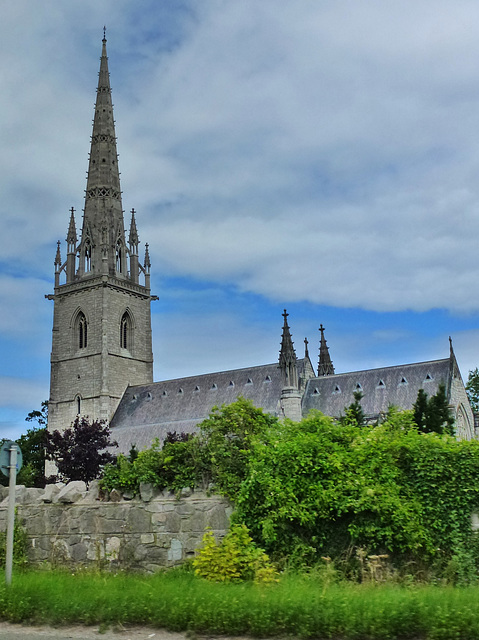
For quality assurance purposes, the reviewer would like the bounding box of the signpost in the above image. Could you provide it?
[0,441,23,585]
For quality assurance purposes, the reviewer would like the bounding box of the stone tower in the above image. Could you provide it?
[46,34,154,436]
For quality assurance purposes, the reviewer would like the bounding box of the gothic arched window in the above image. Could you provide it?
[76,395,81,415]
[120,312,130,350]
[78,312,88,349]
[116,240,123,274]
[84,240,91,273]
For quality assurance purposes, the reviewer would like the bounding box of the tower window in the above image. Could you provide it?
[84,240,91,272]
[116,240,124,274]
[120,312,131,350]
[76,396,81,415]
[78,313,87,349]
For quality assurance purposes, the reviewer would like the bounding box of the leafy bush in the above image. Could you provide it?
[234,409,479,573]
[193,524,278,583]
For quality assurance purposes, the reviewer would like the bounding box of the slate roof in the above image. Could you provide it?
[302,358,453,419]
[111,359,310,453]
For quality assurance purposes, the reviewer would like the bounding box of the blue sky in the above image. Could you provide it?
[2,1,479,439]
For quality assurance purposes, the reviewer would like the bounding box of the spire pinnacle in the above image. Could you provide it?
[103,25,106,42]
[66,207,77,245]
[129,208,139,246]
[279,309,298,389]
[55,241,62,267]
[318,324,335,376]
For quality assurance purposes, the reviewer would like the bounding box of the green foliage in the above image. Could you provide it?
[199,397,278,498]
[101,398,276,499]
[192,524,278,583]
[412,383,454,435]
[341,390,366,427]
[0,514,28,567]
[234,409,479,573]
[46,417,117,487]
[467,368,479,413]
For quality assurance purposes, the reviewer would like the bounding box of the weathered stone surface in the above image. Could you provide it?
[57,482,87,503]
[109,489,122,502]
[40,484,61,503]
[0,492,230,571]
[167,538,183,562]
[139,483,154,502]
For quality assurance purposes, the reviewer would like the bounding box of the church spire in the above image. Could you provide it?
[79,31,125,278]
[279,309,299,389]
[318,324,335,376]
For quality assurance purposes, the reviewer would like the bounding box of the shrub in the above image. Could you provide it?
[193,524,278,583]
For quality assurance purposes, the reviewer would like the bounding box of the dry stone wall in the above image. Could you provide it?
[0,483,231,571]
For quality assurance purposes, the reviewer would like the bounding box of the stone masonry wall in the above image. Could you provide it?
[0,482,231,571]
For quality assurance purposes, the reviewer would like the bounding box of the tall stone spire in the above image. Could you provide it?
[78,30,125,279]
[318,324,335,376]
[46,33,154,455]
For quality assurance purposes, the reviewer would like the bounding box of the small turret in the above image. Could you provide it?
[318,324,335,376]
[66,207,77,283]
[143,243,151,290]
[54,241,62,288]
[278,310,302,421]
[129,209,139,283]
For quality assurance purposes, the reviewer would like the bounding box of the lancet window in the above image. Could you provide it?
[84,240,92,273]
[120,312,131,350]
[78,312,88,349]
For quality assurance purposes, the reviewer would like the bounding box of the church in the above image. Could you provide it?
[46,35,476,452]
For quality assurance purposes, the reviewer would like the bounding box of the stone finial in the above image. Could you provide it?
[318,324,335,376]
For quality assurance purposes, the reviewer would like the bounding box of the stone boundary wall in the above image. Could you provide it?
[0,482,231,571]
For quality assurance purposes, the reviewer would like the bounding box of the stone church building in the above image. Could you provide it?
[47,36,476,452]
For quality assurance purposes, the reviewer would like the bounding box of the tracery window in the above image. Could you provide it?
[78,312,88,349]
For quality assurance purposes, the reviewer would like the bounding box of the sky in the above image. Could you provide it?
[2,0,479,439]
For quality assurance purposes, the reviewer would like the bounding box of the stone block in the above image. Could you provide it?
[58,482,87,503]
[40,484,61,503]
[167,538,183,562]
[141,533,155,544]
[109,489,123,502]
[181,510,205,533]
[205,505,229,530]
[164,511,181,533]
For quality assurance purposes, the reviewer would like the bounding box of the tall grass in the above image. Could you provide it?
[1,569,479,638]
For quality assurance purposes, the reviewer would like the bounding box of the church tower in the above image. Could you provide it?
[46,33,154,436]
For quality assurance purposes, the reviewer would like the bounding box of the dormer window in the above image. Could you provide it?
[377,380,385,389]
[399,377,408,385]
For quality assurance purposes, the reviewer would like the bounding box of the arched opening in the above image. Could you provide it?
[84,240,91,273]
[76,395,81,415]
[120,311,131,350]
[78,312,87,349]
[116,240,124,274]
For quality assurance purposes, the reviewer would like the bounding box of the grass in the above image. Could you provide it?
[1,569,479,638]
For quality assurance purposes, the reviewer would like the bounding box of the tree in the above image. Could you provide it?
[413,384,454,436]
[341,390,366,427]
[0,401,48,488]
[466,368,479,413]
[25,400,48,427]
[45,417,118,486]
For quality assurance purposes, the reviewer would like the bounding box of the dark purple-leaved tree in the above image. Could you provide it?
[45,417,118,486]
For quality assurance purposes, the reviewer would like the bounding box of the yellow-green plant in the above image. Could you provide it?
[193,524,278,583]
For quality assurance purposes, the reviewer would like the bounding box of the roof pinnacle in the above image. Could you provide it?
[318,324,335,376]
